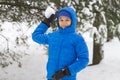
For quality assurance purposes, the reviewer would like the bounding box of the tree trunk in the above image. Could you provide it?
[92,34,103,65]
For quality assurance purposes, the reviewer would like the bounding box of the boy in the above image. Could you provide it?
[32,7,89,80]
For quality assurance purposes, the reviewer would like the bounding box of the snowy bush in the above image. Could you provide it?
[0,51,23,68]
[0,22,32,68]
[0,22,49,68]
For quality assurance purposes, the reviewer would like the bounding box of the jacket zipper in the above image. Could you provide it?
[57,38,64,69]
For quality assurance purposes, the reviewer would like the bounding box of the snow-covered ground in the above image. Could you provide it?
[0,37,120,80]
[78,37,120,80]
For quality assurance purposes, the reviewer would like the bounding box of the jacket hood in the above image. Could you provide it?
[57,7,77,33]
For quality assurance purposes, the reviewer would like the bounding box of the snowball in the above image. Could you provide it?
[45,6,55,18]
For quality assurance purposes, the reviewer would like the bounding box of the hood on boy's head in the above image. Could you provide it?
[57,7,77,33]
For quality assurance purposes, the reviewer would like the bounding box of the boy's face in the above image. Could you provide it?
[58,16,71,29]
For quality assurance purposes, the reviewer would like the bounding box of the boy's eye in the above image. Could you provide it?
[66,19,70,21]
[60,20,63,21]
[60,19,70,21]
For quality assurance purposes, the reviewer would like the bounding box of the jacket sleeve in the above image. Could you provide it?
[32,23,49,44]
[68,36,89,76]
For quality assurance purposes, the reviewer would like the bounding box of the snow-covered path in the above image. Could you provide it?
[0,37,120,80]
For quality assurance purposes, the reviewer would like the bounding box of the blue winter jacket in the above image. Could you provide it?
[32,7,89,80]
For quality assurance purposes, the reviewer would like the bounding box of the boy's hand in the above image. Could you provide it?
[52,67,71,79]
[42,14,56,27]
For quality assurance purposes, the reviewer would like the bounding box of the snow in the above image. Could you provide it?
[0,22,120,80]
[78,37,120,80]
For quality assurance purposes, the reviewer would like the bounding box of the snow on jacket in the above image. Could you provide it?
[32,7,89,80]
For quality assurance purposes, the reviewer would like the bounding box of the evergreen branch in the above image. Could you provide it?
[0,2,45,10]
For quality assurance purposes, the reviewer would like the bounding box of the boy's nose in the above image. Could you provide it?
[62,24,67,27]
[63,22,67,25]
